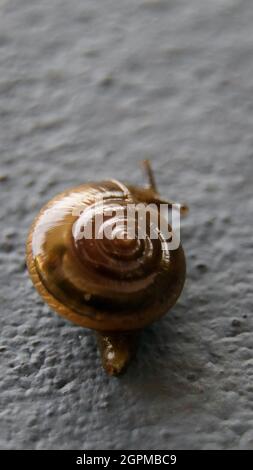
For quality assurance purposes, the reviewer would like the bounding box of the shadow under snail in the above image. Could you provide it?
[26,161,188,376]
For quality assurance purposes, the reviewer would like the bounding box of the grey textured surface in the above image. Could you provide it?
[0,0,252,450]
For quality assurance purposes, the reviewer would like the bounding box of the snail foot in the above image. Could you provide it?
[96,330,139,376]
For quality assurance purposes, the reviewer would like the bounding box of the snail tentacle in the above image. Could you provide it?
[142,159,158,193]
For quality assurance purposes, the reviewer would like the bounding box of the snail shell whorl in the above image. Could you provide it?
[26,180,186,331]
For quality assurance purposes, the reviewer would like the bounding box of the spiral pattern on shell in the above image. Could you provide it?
[27,180,186,331]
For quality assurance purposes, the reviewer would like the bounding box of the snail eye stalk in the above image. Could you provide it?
[142,159,158,193]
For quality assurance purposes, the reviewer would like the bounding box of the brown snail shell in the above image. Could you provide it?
[26,161,187,375]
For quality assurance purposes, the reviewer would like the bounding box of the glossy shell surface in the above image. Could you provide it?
[26,180,186,331]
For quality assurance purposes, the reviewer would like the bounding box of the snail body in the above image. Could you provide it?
[26,162,187,375]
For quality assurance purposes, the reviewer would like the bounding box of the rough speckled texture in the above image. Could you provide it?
[0,0,252,450]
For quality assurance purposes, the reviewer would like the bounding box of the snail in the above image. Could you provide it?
[26,161,187,376]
